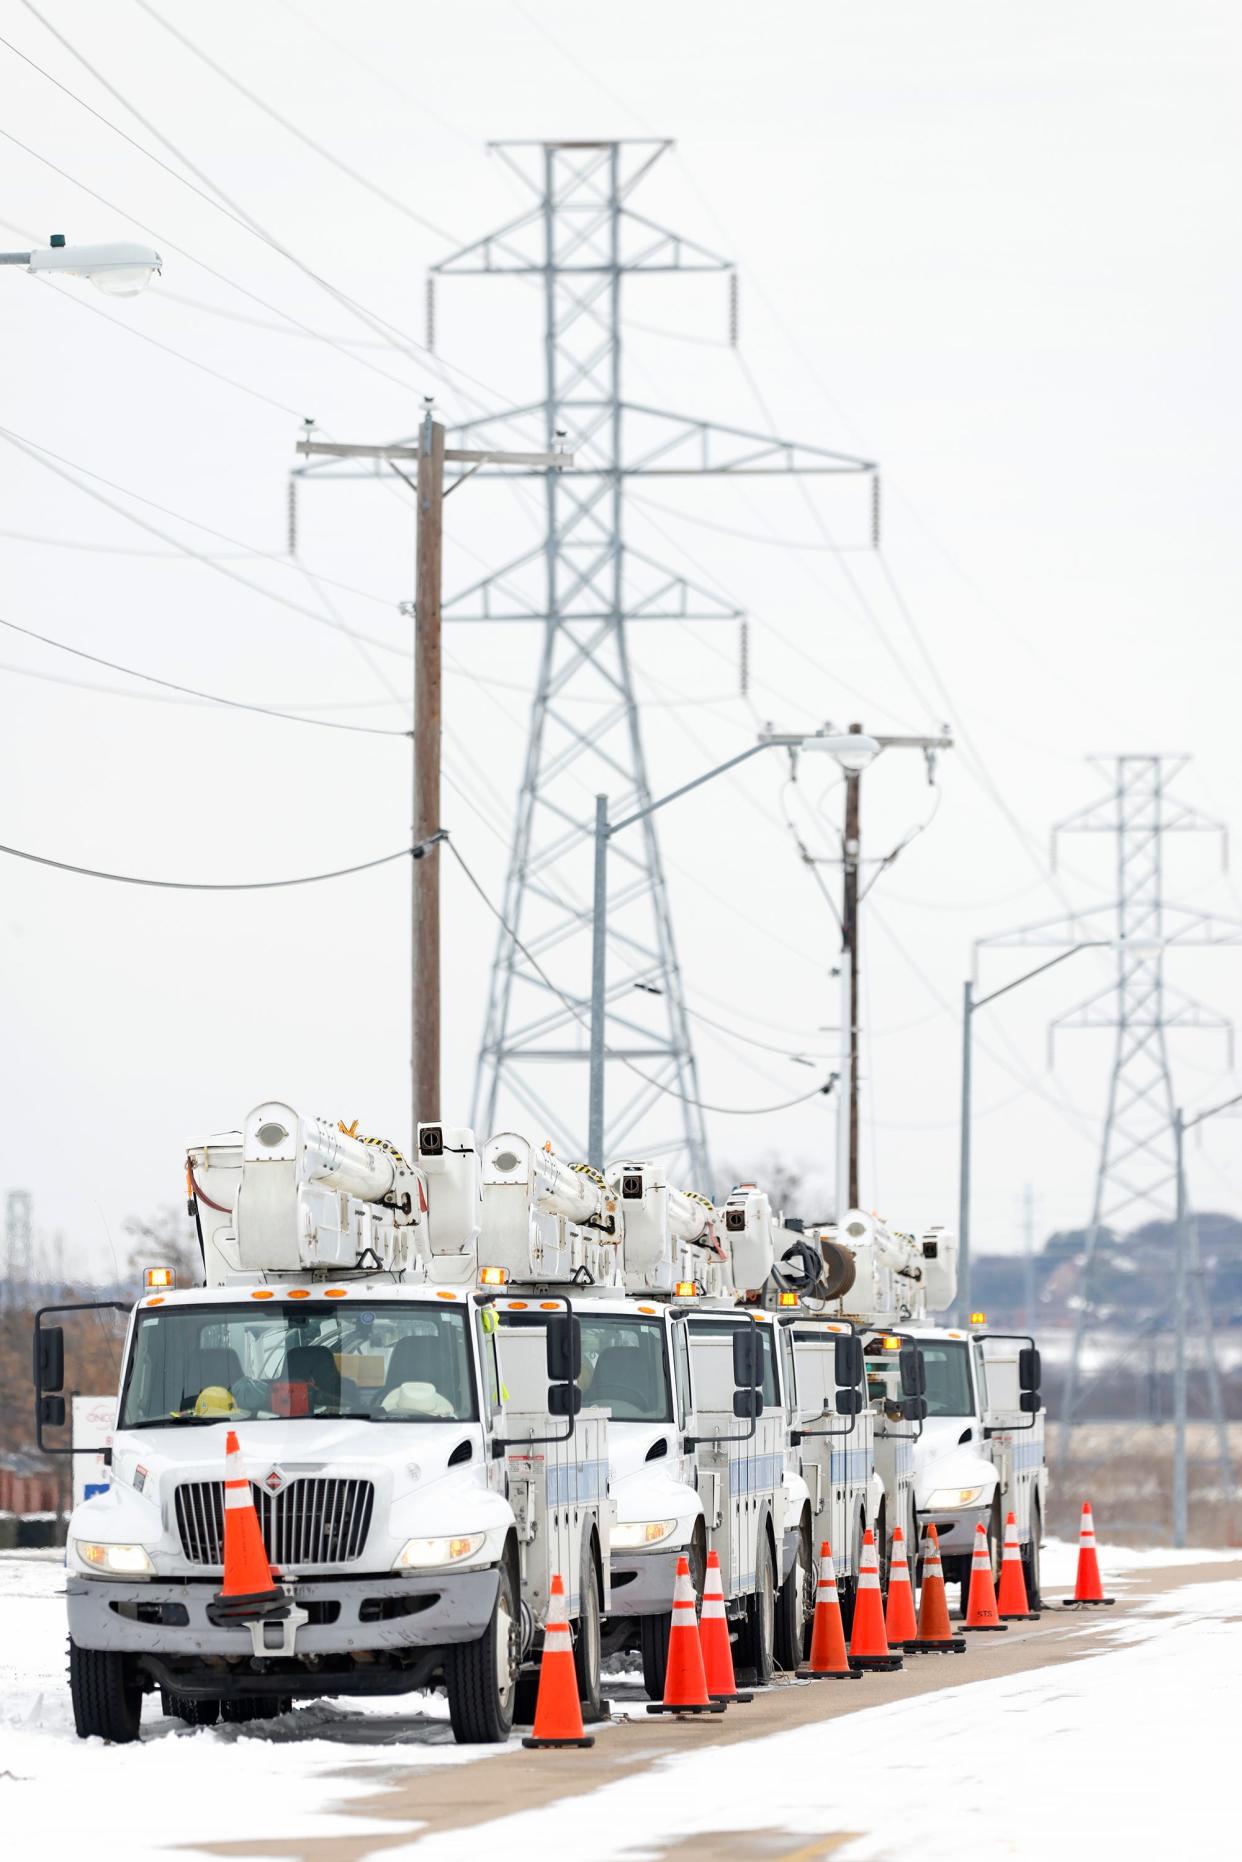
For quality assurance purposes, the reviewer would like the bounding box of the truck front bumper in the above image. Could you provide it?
[67,1566,500,1658]
[606,1546,683,1617]
[918,1505,990,1561]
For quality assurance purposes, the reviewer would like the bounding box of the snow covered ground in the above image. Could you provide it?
[2,1540,1238,1859]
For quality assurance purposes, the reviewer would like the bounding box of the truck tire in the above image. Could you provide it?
[160,1687,220,1726]
[1023,1498,1043,1608]
[736,1532,775,1687]
[70,1640,142,1743]
[774,1518,812,1671]
[574,1542,602,1721]
[639,1530,704,1700]
[445,1554,519,1744]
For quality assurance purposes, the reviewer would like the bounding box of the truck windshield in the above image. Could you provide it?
[119,1301,477,1426]
[500,1312,672,1422]
[920,1341,974,1418]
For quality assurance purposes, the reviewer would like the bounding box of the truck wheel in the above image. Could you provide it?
[737,1533,775,1686]
[574,1546,602,1721]
[70,1640,142,1743]
[160,1688,220,1726]
[774,1520,812,1671]
[1023,1499,1043,1608]
[639,1531,704,1700]
[445,1554,519,1744]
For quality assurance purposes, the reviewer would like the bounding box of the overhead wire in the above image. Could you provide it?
[0,615,409,737]
[446,837,837,1119]
[0,840,414,890]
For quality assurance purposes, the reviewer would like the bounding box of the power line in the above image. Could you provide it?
[0,616,410,737]
[0,840,415,891]
[446,838,837,1120]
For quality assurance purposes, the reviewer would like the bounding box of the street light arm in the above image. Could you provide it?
[608,741,773,837]
[972,941,1109,1010]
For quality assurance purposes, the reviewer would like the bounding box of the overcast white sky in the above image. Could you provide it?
[2,1,1240,1281]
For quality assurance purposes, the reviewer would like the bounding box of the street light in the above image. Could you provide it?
[0,234,162,297]
[957,937,1164,1318]
[587,730,879,1170]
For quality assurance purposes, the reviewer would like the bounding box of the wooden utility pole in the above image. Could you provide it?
[295,420,570,1147]
[837,723,953,1209]
[413,412,445,1125]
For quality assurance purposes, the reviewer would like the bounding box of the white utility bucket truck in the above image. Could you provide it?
[806,1210,1046,1604]
[34,1102,610,1743]
[476,1137,795,1696]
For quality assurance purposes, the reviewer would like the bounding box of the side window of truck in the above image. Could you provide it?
[672,1323,693,1425]
[778,1325,798,1417]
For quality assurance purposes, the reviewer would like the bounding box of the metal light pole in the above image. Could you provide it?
[588,732,874,1171]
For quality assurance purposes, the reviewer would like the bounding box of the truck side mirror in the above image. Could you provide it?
[548,1382,583,1418]
[546,1313,582,1383]
[733,1387,763,1420]
[1019,1390,1042,1414]
[834,1387,863,1417]
[899,1344,926,1398]
[40,1394,67,1428]
[732,1327,760,1390]
[834,1335,863,1387]
[35,1324,65,1394]
[1018,1346,1041,1394]
[899,1395,929,1422]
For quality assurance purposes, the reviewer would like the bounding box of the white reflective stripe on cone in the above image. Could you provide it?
[701,1595,727,1619]
[224,1485,250,1510]
[543,1627,573,1652]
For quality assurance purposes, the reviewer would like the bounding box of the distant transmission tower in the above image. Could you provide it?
[978,755,1239,1504]
[4,1188,33,1308]
[298,139,873,1179]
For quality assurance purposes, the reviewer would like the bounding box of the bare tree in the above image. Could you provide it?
[123,1205,203,1287]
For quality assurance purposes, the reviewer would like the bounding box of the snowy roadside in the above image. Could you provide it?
[3,1539,1237,1860]
[382,1573,1242,1861]
[0,1551,502,1856]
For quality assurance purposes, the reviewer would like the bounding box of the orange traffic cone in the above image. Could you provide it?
[1063,1501,1115,1607]
[962,1521,1008,1631]
[647,1555,726,1715]
[905,1526,965,1653]
[699,1550,751,1703]
[884,1527,919,1646]
[210,1429,285,1622]
[522,1574,594,1748]
[996,1511,1039,1619]
[802,1542,861,1680]
[848,1528,903,1671]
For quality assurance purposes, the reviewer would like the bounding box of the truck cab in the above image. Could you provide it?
[910,1323,1046,1605]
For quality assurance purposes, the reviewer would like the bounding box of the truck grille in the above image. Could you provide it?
[174,1478,375,1568]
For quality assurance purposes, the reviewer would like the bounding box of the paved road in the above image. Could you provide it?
[198,1558,1239,1862]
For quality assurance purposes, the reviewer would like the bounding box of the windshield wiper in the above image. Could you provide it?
[127,1414,230,1429]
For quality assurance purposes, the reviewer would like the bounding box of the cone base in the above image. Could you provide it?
[1061,1596,1115,1607]
[999,1610,1041,1621]
[207,1588,287,1624]
[903,1637,967,1653]
[646,1700,727,1715]
[848,1653,903,1671]
[961,1622,1008,1632]
[522,1734,595,1749]
[709,1690,754,1703]
[801,1665,864,1680]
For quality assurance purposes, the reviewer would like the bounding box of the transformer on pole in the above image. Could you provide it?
[975,754,1239,1524]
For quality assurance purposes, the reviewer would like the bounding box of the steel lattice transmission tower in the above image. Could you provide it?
[427,139,873,1177]
[978,755,1239,1503]
[4,1188,33,1309]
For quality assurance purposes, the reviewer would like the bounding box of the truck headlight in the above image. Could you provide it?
[925,1486,987,1509]
[73,1540,155,1576]
[393,1533,485,1570]
[611,1519,678,1550]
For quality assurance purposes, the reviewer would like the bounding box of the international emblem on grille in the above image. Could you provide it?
[264,1468,284,1493]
